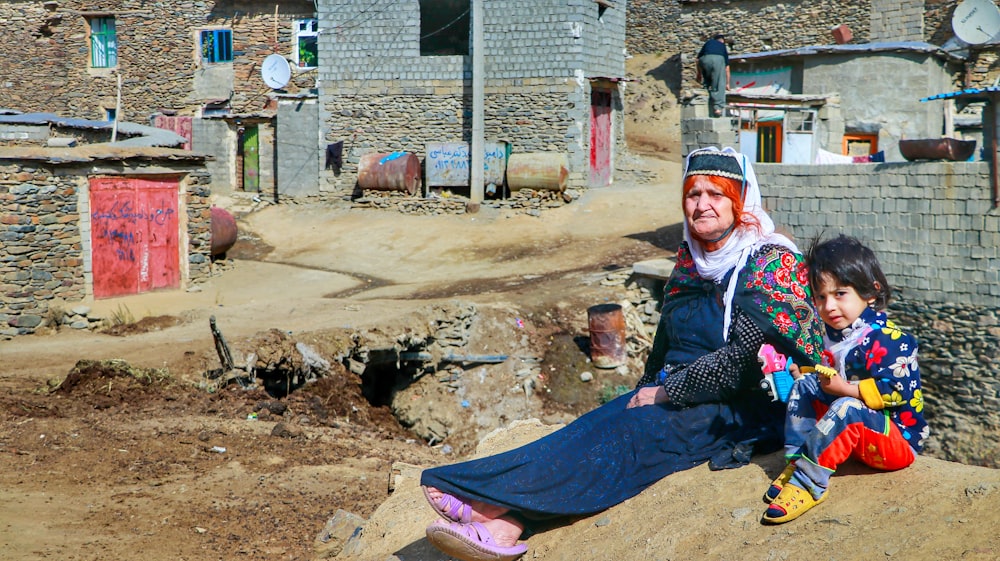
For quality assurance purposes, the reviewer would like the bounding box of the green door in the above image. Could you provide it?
[242,125,260,192]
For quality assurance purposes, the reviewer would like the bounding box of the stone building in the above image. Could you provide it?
[629,0,999,162]
[0,141,212,336]
[0,0,627,199]
[0,0,319,198]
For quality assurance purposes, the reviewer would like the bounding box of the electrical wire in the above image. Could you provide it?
[420,7,470,39]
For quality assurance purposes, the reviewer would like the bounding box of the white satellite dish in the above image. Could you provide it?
[261,53,291,89]
[952,0,1000,45]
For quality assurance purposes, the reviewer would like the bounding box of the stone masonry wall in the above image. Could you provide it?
[185,170,214,284]
[321,82,587,193]
[0,0,316,120]
[0,166,86,336]
[0,161,213,336]
[759,161,1000,466]
[627,0,871,90]
[627,1,1000,94]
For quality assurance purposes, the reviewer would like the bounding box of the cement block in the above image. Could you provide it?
[632,258,676,280]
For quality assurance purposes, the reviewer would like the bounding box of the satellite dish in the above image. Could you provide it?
[261,53,291,89]
[952,0,1000,45]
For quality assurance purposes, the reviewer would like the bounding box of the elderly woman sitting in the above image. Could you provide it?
[420,147,824,561]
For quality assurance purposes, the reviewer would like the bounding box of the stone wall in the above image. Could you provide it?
[626,0,871,89]
[0,0,316,120]
[320,83,588,193]
[759,161,1000,466]
[0,160,213,336]
[627,0,1000,93]
[0,168,86,336]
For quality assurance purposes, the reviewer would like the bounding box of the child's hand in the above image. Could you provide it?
[819,371,861,399]
[789,362,803,380]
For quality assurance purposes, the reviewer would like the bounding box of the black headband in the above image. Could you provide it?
[685,151,744,183]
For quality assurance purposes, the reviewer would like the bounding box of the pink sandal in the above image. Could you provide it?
[423,485,474,524]
[426,520,527,561]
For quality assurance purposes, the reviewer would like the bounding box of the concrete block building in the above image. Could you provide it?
[315,0,628,193]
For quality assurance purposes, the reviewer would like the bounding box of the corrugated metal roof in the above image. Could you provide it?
[921,86,1000,102]
[0,145,209,164]
[731,41,966,64]
[0,113,188,147]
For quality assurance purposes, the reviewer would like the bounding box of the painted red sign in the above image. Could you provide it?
[590,90,612,186]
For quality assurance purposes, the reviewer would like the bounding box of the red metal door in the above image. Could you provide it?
[90,176,180,299]
[589,89,612,186]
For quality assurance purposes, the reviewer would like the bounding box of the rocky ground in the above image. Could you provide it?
[0,54,997,561]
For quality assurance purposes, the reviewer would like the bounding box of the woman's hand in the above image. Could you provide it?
[627,386,668,408]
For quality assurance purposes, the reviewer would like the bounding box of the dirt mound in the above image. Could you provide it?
[334,422,1000,561]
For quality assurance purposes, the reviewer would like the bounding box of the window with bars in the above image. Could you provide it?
[200,29,233,63]
[90,17,118,68]
[295,19,318,68]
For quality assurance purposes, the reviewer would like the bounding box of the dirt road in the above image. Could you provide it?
[0,149,686,561]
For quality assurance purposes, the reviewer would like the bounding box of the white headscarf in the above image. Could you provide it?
[682,146,798,339]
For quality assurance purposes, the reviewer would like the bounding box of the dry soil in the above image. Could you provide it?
[1,54,996,561]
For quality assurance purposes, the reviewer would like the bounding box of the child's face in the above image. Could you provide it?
[812,273,874,330]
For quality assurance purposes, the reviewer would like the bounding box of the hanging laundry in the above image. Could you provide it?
[326,141,344,173]
[814,148,854,164]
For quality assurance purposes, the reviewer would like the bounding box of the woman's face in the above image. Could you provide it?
[683,175,735,249]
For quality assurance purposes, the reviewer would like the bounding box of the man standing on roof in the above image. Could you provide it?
[696,33,730,118]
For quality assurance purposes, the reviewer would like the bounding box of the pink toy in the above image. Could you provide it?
[758,344,795,402]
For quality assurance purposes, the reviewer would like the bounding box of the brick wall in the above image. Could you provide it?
[870,0,925,41]
[759,161,1000,466]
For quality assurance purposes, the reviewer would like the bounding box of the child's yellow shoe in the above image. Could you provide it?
[763,462,796,503]
[761,483,826,524]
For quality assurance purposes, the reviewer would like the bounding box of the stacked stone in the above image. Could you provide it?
[349,188,575,216]
[185,171,214,283]
[889,298,1000,467]
[0,1,316,120]
[600,268,662,341]
[57,305,107,331]
[627,1,869,57]
[0,168,85,337]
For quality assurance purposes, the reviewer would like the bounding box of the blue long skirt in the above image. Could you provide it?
[420,390,783,518]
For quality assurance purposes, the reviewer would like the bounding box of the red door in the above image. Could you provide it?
[589,89,612,186]
[90,176,180,298]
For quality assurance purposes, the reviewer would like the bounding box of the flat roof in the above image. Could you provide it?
[921,86,1000,103]
[731,41,965,64]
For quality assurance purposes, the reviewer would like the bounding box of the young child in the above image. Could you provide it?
[761,234,929,524]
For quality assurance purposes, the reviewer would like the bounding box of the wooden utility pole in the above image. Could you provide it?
[469,0,485,209]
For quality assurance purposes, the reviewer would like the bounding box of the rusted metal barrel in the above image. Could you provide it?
[210,206,237,256]
[587,303,627,369]
[507,152,568,192]
[357,151,422,195]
